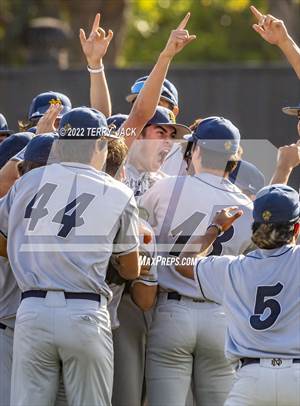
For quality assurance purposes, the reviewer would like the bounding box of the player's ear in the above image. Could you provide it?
[172,105,179,117]
[293,221,300,238]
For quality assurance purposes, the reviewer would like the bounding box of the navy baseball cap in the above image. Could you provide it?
[107,114,128,134]
[58,107,117,139]
[184,116,240,154]
[229,160,265,195]
[253,184,300,224]
[282,102,300,117]
[27,127,37,134]
[146,107,190,139]
[28,91,72,120]
[126,76,178,107]
[0,132,33,169]
[24,133,57,165]
[0,113,14,136]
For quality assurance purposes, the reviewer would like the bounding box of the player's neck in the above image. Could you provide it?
[196,167,228,179]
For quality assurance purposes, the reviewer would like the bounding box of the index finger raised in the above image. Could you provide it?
[250,5,263,21]
[177,12,190,30]
[92,13,101,32]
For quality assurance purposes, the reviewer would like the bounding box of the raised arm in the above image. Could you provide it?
[80,13,113,117]
[122,12,196,147]
[250,5,300,79]
[176,207,243,279]
[270,143,300,185]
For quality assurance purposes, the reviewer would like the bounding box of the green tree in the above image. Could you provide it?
[121,0,298,66]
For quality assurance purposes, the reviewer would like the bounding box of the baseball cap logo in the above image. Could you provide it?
[168,111,176,124]
[108,121,117,131]
[262,210,272,222]
[49,98,62,106]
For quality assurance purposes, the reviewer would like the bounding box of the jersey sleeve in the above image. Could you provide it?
[113,194,140,255]
[194,255,235,304]
[0,184,17,237]
[138,180,161,227]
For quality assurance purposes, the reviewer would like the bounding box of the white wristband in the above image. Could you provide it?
[87,65,104,74]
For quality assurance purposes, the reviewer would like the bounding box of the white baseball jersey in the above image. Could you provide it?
[0,257,20,327]
[160,142,188,176]
[139,172,254,298]
[195,244,300,361]
[0,162,139,301]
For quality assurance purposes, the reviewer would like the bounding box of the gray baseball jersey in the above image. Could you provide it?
[139,172,254,298]
[195,244,300,361]
[0,257,20,327]
[0,162,139,300]
[160,142,188,176]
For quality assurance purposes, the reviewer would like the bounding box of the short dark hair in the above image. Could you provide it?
[197,145,238,175]
[251,221,296,249]
[55,139,106,163]
[105,138,128,178]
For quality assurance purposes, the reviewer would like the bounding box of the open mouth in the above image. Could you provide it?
[158,148,170,163]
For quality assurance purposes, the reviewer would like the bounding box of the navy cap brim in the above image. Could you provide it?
[282,106,300,116]
[154,123,191,139]
[126,93,176,106]
[29,105,71,120]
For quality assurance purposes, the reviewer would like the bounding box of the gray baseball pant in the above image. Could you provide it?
[11,291,113,406]
[146,294,235,406]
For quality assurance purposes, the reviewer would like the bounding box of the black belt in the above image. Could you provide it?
[167,291,205,303]
[241,357,300,368]
[0,322,7,330]
[21,290,101,303]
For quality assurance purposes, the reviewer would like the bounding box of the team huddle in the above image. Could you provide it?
[0,5,300,406]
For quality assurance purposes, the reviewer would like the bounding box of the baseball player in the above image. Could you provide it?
[176,184,300,406]
[139,117,254,406]
[112,105,190,406]
[250,5,300,80]
[0,107,141,406]
[0,114,14,144]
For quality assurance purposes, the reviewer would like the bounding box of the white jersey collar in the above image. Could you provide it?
[60,162,99,173]
[193,172,235,190]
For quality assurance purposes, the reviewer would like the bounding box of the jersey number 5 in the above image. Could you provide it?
[250,282,283,331]
[25,182,95,238]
